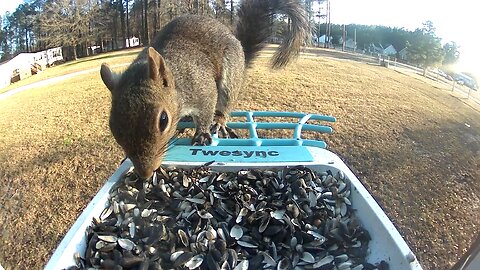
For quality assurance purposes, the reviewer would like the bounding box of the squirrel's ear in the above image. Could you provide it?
[100,63,118,92]
[147,47,170,87]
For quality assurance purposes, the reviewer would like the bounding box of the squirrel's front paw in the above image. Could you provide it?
[210,123,238,139]
[211,112,238,139]
[192,132,212,146]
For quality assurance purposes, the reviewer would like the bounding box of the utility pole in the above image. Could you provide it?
[317,13,321,47]
[230,0,234,25]
[126,0,130,47]
[316,6,323,48]
[144,0,149,45]
[342,24,346,51]
[327,0,331,48]
[354,28,357,52]
[307,0,314,38]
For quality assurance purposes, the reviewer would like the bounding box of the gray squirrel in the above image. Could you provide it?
[100,0,309,179]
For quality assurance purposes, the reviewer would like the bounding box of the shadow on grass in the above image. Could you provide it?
[263,46,379,65]
[0,134,124,270]
[304,48,379,65]
[63,50,140,67]
[330,119,479,267]
[335,118,479,209]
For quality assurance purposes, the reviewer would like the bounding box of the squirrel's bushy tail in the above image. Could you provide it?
[235,0,309,69]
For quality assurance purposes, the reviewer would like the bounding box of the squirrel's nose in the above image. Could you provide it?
[134,167,154,180]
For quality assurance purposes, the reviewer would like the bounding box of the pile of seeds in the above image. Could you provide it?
[71,165,388,270]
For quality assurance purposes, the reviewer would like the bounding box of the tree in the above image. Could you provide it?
[0,0,239,61]
[143,0,149,44]
[406,21,445,76]
[1,12,17,60]
[0,15,5,59]
[39,0,94,60]
[153,0,160,35]
[443,41,460,66]
[119,0,126,48]
[90,0,115,52]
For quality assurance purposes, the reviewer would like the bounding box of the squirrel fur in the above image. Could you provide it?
[100,0,309,179]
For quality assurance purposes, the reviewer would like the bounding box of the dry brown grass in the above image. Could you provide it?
[0,48,479,270]
[0,48,140,94]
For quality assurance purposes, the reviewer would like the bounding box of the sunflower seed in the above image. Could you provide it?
[129,222,135,238]
[230,224,243,240]
[97,235,117,243]
[170,250,185,262]
[338,261,353,270]
[178,229,189,246]
[118,238,135,251]
[173,251,194,268]
[80,166,388,270]
[233,259,248,270]
[198,209,213,219]
[312,255,334,268]
[236,207,248,223]
[277,258,290,270]
[261,251,277,266]
[271,209,286,220]
[308,191,317,208]
[186,197,206,204]
[185,254,203,269]
[344,197,352,205]
[340,202,347,216]
[122,203,136,212]
[301,252,315,263]
[100,205,113,220]
[237,240,257,248]
[335,254,349,263]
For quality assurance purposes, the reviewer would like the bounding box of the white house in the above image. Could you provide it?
[338,37,357,51]
[317,35,333,44]
[313,35,333,47]
[0,47,63,89]
[367,43,397,56]
[0,61,14,89]
[0,54,34,87]
[383,45,397,56]
[126,36,140,48]
[345,38,357,50]
[398,47,408,61]
[367,43,383,54]
[46,47,63,66]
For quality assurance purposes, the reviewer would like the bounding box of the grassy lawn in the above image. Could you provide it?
[0,48,479,270]
[0,48,141,94]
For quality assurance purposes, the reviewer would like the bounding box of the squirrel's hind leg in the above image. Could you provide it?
[212,48,245,139]
[191,80,217,146]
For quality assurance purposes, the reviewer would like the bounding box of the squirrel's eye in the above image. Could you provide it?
[159,111,169,132]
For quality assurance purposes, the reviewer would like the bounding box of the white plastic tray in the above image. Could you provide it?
[45,148,423,270]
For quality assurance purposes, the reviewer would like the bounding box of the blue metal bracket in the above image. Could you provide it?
[164,111,336,163]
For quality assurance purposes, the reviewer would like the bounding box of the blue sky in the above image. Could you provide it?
[1,0,479,75]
